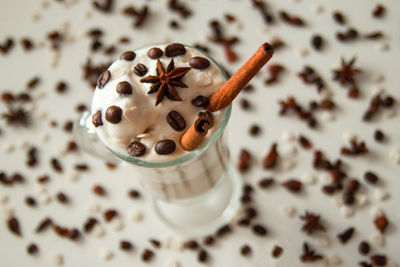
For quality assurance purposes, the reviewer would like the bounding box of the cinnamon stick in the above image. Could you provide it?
[207,42,274,112]
[180,115,213,151]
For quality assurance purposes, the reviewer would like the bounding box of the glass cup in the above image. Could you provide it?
[73,45,242,236]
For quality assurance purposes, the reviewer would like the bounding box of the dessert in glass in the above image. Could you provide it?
[74,42,273,235]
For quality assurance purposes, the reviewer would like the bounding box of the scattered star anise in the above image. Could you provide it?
[300,242,323,262]
[300,211,326,235]
[140,59,191,106]
[333,57,361,87]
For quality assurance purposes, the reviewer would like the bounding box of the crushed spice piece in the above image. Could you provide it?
[7,216,21,236]
[300,242,323,262]
[208,19,239,62]
[262,143,278,169]
[340,138,368,156]
[337,227,355,244]
[250,0,274,24]
[265,64,285,85]
[298,65,325,93]
[168,0,192,18]
[374,215,388,233]
[237,149,252,172]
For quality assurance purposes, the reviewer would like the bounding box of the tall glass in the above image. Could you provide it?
[73,45,242,236]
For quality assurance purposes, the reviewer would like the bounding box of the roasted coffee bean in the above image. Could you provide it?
[258,177,275,189]
[55,81,68,93]
[374,129,385,142]
[198,249,208,263]
[311,35,323,51]
[337,227,354,244]
[147,47,163,59]
[272,245,283,258]
[252,224,268,236]
[7,216,21,236]
[92,111,103,127]
[120,240,133,251]
[342,191,355,205]
[155,139,176,155]
[25,196,37,207]
[364,171,378,184]
[116,81,132,95]
[189,56,210,69]
[358,241,370,255]
[191,95,209,107]
[127,141,146,157]
[92,185,106,196]
[96,70,111,88]
[120,51,136,61]
[134,64,148,76]
[141,248,154,262]
[105,106,123,124]
[166,110,186,131]
[165,43,186,57]
[370,255,387,266]
[128,189,141,199]
[183,240,199,250]
[27,243,39,255]
[240,244,252,256]
[333,11,345,24]
[36,217,53,233]
[56,192,69,204]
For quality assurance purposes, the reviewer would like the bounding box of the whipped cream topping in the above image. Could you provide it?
[91,44,226,162]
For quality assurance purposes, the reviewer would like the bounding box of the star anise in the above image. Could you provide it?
[140,59,191,106]
[333,56,362,87]
[300,242,323,262]
[300,211,325,235]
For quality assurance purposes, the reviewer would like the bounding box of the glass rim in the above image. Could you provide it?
[107,43,231,168]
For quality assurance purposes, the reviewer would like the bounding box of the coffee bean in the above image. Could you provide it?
[96,70,111,89]
[92,110,103,127]
[120,51,136,61]
[120,240,133,251]
[358,241,370,255]
[134,63,148,76]
[272,245,283,258]
[166,110,186,131]
[337,227,354,243]
[252,224,268,236]
[370,255,387,266]
[165,43,186,57]
[374,129,385,142]
[141,248,154,262]
[7,216,21,236]
[155,139,176,155]
[116,81,132,95]
[147,47,163,59]
[27,243,39,255]
[198,249,208,263]
[189,56,210,69]
[191,95,209,107]
[105,106,123,124]
[342,191,355,205]
[364,171,378,184]
[127,141,146,157]
[56,192,69,204]
[240,244,252,256]
[311,35,323,51]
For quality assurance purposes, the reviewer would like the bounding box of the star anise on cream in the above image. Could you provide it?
[140,59,191,106]
[300,211,326,235]
[332,57,362,87]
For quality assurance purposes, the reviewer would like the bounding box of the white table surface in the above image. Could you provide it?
[1,0,399,266]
